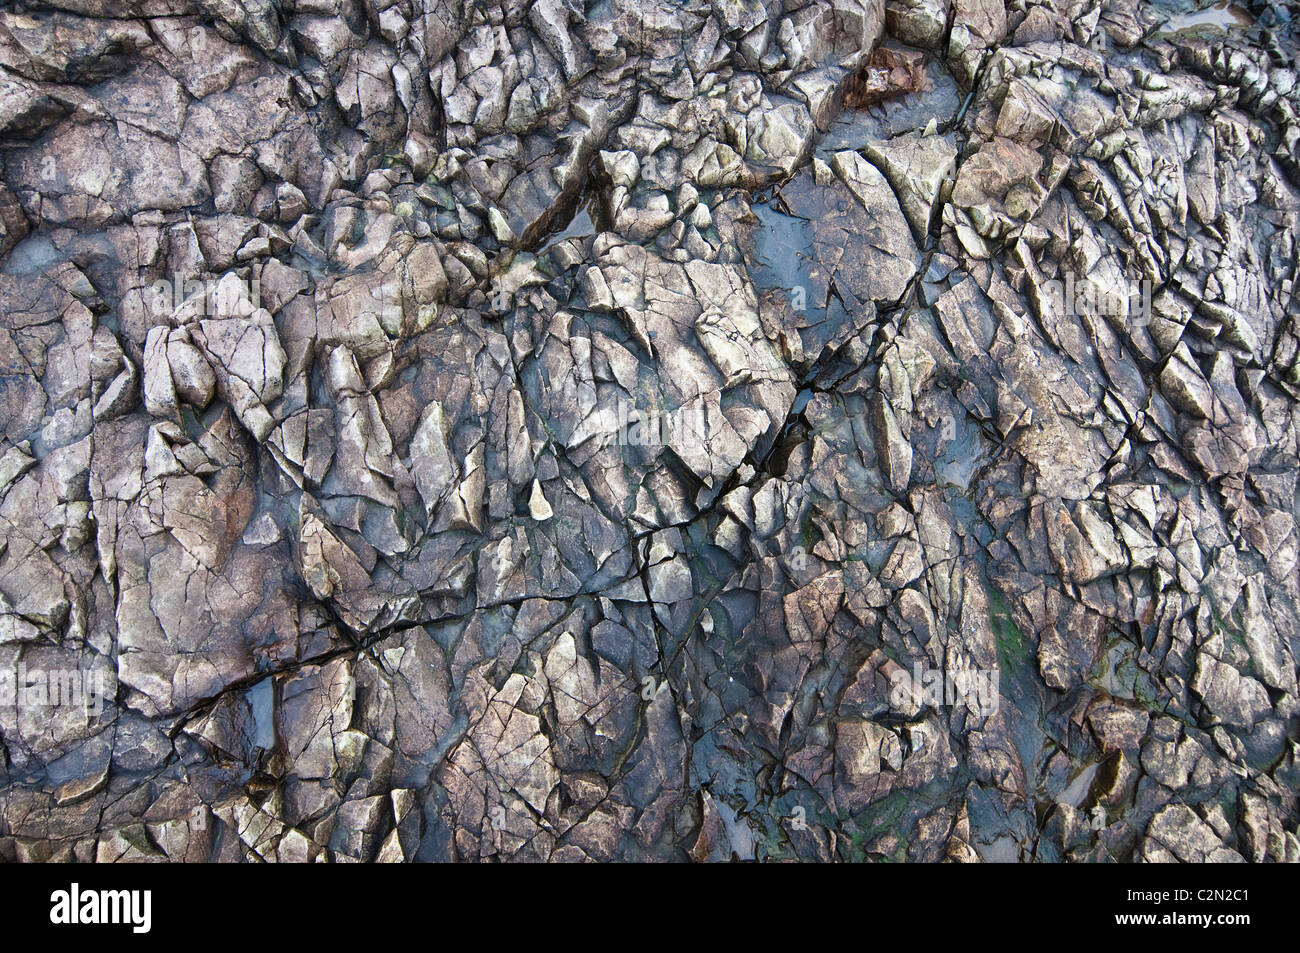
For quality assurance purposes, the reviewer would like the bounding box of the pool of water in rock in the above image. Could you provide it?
[1152,0,1254,34]
[748,195,817,297]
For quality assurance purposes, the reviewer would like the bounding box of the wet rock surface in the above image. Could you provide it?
[0,0,1298,862]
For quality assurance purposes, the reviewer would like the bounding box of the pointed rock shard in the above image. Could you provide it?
[142,324,179,422]
[409,400,457,514]
[529,478,553,521]
[872,393,912,497]
[1159,343,1214,420]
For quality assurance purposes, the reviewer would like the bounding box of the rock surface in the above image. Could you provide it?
[0,0,1297,863]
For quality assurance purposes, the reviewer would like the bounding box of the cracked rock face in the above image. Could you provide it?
[0,0,1298,863]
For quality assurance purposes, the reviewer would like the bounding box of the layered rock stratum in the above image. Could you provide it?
[0,0,1298,862]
